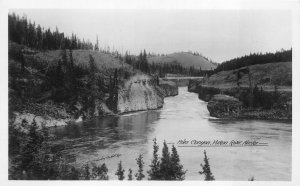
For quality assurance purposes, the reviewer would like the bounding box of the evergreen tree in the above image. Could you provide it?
[84,164,90,180]
[199,150,215,181]
[21,118,42,170]
[19,50,25,74]
[159,141,172,180]
[128,169,133,180]
[100,164,109,180]
[94,35,99,51]
[148,138,161,180]
[91,163,109,180]
[170,145,186,180]
[115,161,125,180]
[135,154,145,180]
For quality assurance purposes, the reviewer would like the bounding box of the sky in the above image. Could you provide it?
[10,9,292,63]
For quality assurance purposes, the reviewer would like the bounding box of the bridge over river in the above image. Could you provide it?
[160,76,203,86]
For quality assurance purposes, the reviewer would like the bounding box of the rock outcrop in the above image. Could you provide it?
[117,74,164,113]
[12,112,70,131]
[159,80,178,97]
[207,94,242,118]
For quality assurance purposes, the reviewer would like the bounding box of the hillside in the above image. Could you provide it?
[9,41,179,126]
[9,42,133,77]
[202,62,292,91]
[188,62,292,119]
[148,52,217,70]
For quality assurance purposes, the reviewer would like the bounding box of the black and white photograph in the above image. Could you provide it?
[1,0,300,184]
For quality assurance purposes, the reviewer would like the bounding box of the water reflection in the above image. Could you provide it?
[50,110,161,154]
[49,87,291,180]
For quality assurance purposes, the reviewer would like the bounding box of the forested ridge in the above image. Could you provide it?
[9,12,215,77]
[9,13,94,50]
[214,49,292,73]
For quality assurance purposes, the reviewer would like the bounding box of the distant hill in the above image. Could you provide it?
[148,52,217,70]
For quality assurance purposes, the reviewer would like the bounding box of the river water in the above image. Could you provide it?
[50,87,292,180]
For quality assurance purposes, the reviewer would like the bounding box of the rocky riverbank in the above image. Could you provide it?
[207,94,242,118]
[188,63,292,120]
[206,94,291,120]
[11,74,179,128]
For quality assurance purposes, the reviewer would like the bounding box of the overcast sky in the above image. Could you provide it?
[11,9,291,62]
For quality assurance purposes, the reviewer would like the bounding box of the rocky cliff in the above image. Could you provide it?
[158,80,179,97]
[207,95,242,118]
[12,74,179,128]
[117,74,165,113]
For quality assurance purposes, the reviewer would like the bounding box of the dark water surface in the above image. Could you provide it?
[50,87,291,180]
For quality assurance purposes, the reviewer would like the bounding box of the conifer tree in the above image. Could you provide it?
[159,141,172,180]
[199,150,215,181]
[91,163,109,180]
[99,164,109,180]
[115,161,125,180]
[128,168,133,180]
[148,138,161,180]
[170,145,186,180]
[84,164,90,180]
[19,50,25,74]
[94,35,99,51]
[21,118,42,170]
[135,154,145,180]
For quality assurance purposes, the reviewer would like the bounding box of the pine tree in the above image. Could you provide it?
[84,164,90,180]
[199,150,215,181]
[159,141,172,180]
[21,118,41,170]
[115,161,125,180]
[91,163,109,180]
[19,50,25,74]
[135,154,145,180]
[148,138,161,180]
[94,35,99,51]
[128,168,133,180]
[170,145,186,180]
[99,164,109,180]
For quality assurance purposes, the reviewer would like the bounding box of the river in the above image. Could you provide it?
[50,87,292,180]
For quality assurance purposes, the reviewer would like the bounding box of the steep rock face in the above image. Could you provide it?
[117,74,164,113]
[188,79,203,93]
[159,80,178,97]
[207,94,242,118]
[197,86,221,102]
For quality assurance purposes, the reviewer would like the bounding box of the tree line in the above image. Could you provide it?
[9,13,94,50]
[9,12,215,78]
[214,49,292,73]
[124,50,214,77]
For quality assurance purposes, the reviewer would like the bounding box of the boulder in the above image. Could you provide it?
[207,94,243,118]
